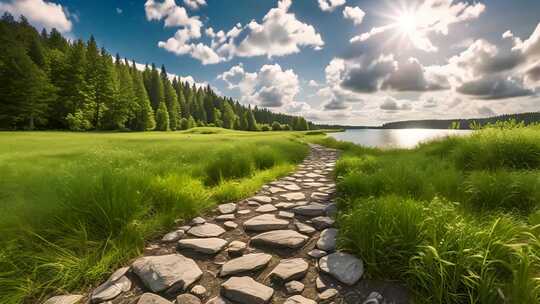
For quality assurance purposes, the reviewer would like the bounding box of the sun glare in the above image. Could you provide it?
[397,12,417,36]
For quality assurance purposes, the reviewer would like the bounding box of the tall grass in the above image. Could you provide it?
[0,129,308,303]
[311,126,540,304]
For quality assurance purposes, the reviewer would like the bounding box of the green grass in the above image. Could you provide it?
[310,126,540,304]
[0,128,309,303]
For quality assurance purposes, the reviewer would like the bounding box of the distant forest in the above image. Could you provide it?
[0,14,312,131]
[317,112,540,130]
[381,112,540,129]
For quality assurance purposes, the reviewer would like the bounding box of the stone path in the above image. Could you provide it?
[44,144,408,304]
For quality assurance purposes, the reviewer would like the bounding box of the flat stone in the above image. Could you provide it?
[308,248,327,259]
[317,228,337,252]
[205,296,230,304]
[223,221,238,230]
[284,295,316,304]
[268,186,286,194]
[315,276,328,292]
[176,294,201,304]
[282,184,301,191]
[226,241,246,256]
[306,173,323,178]
[284,281,305,294]
[303,182,325,188]
[91,267,131,302]
[311,217,335,230]
[188,223,226,238]
[269,258,308,281]
[191,217,206,225]
[281,192,306,201]
[251,230,309,249]
[318,289,338,302]
[218,203,237,214]
[247,201,261,207]
[216,214,235,221]
[191,285,207,297]
[318,252,364,285]
[179,225,191,231]
[292,203,327,217]
[43,295,83,304]
[277,211,294,219]
[178,238,228,254]
[275,202,295,209]
[244,214,289,231]
[162,230,185,242]
[311,192,329,200]
[220,253,272,276]
[221,276,274,304]
[294,221,316,235]
[255,204,278,213]
[132,254,202,292]
[252,195,272,204]
[325,203,337,217]
[237,209,251,215]
[137,293,171,304]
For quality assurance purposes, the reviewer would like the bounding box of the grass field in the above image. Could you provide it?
[310,125,540,304]
[0,128,309,303]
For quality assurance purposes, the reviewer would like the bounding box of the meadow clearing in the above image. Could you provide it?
[311,124,540,303]
[0,129,309,303]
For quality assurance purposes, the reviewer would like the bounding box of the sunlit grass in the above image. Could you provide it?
[0,128,309,303]
[310,126,540,304]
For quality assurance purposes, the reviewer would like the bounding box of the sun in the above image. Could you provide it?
[397,12,417,36]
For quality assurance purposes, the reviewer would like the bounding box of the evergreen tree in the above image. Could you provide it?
[28,35,46,68]
[163,79,180,130]
[187,115,196,129]
[93,48,117,129]
[272,121,281,131]
[222,102,236,129]
[155,102,170,131]
[148,65,164,111]
[132,67,155,130]
[246,109,258,131]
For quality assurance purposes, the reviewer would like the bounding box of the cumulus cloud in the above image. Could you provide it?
[457,76,534,100]
[318,0,346,12]
[218,63,300,108]
[116,8,123,14]
[380,98,412,111]
[183,0,206,10]
[148,0,323,64]
[308,80,319,87]
[0,0,73,33]
[352,0,485,52]
[382,58,449,91]
[342,6,365,26]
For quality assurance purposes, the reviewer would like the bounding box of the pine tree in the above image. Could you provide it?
[222,102,236,129]
[28,35,46,68]
[93,48,117,129]
[155,102,170,131]
[107,62,136,129]
[246,109,258,131]
[187,115,196,129]
[148,65,164,111]
[132,67,155,130]
[163,79,179,130]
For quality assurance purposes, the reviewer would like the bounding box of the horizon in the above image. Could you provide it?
[1,0,539,125]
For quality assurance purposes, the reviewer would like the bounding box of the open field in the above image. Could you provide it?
[0,128,309,303]
[310,125,540,303]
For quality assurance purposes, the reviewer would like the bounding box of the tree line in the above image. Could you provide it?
[0,13,312,131]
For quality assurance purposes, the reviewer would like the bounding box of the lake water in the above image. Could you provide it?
[328,128,472,149]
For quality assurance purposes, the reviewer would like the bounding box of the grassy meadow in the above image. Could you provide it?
[0,128,309,303]
[310,125,540,304]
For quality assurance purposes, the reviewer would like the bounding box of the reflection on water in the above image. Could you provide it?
[328,128,472,149]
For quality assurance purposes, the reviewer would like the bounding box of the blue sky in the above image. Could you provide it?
[1,0,540,125]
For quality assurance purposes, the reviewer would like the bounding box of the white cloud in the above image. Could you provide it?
[116,7,123,14]
[0,0,72,33]
[342,6,365,26]
[308,80,319,87]
[148,0,324,64]
[218,63,300,108]
[183,0,206,10]
[380,98,412,111]
[318,0,346,12]
[352,0,485,52]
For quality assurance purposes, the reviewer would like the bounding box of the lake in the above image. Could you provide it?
[328,128,472,149]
